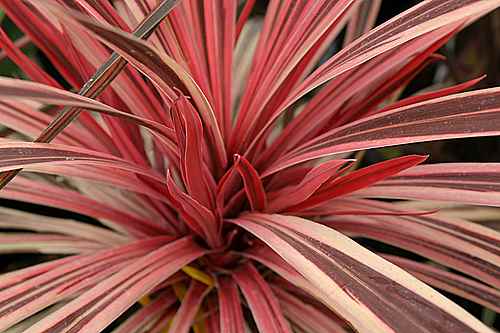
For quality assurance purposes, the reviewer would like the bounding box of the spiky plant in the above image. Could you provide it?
[0,0,499,332]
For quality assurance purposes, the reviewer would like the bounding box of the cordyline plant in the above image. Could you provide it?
[0,0,500,332]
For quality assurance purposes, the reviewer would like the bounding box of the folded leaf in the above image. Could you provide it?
[234,154,267,211]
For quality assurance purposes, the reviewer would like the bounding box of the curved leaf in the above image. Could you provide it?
[231,213,493,333]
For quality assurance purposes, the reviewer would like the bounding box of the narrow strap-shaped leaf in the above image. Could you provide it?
[165,172,221,248]
[233,262,292,333]
[0,142,166,183]
[168,280,211,333]
[330,213,500,287]
[0,236,172,330]
[0,0,181,189]
[233,154,267,211]
[111,291,177,333]
[0,78,175,141]
[382,255,500,312]
[170,95,214,208]
[272,285,349,333]
[267,159,350,212]
[0,207,127,245]
[23,164,170,204]
[376,76,485,114]
[268,88,500,175]
[0,256,75,290]
[218,276,246,333]
[45,2,228,171]
[0,233,104,254]
[1,177,166,237]
[326,198,500,255]
[298,197,436,217]
[287,155,426,212]
[358,163,500,207]
[231,213,493,333]
[0,100,108,151]
[25,237,204,333]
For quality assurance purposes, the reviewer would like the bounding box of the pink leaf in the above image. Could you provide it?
[25,237,204,333]
[169,280,211,333]
[268,88,500,174]
[358,163,500,207]
[383,255,500,312]
[218,276,246,333]
[230,213,492,333]
[233,262,292,333]
[0,236,172,330]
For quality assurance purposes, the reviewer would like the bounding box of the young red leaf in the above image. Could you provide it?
[286,155,427,212]
[267,159,349,212]
[233,154,268,211]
